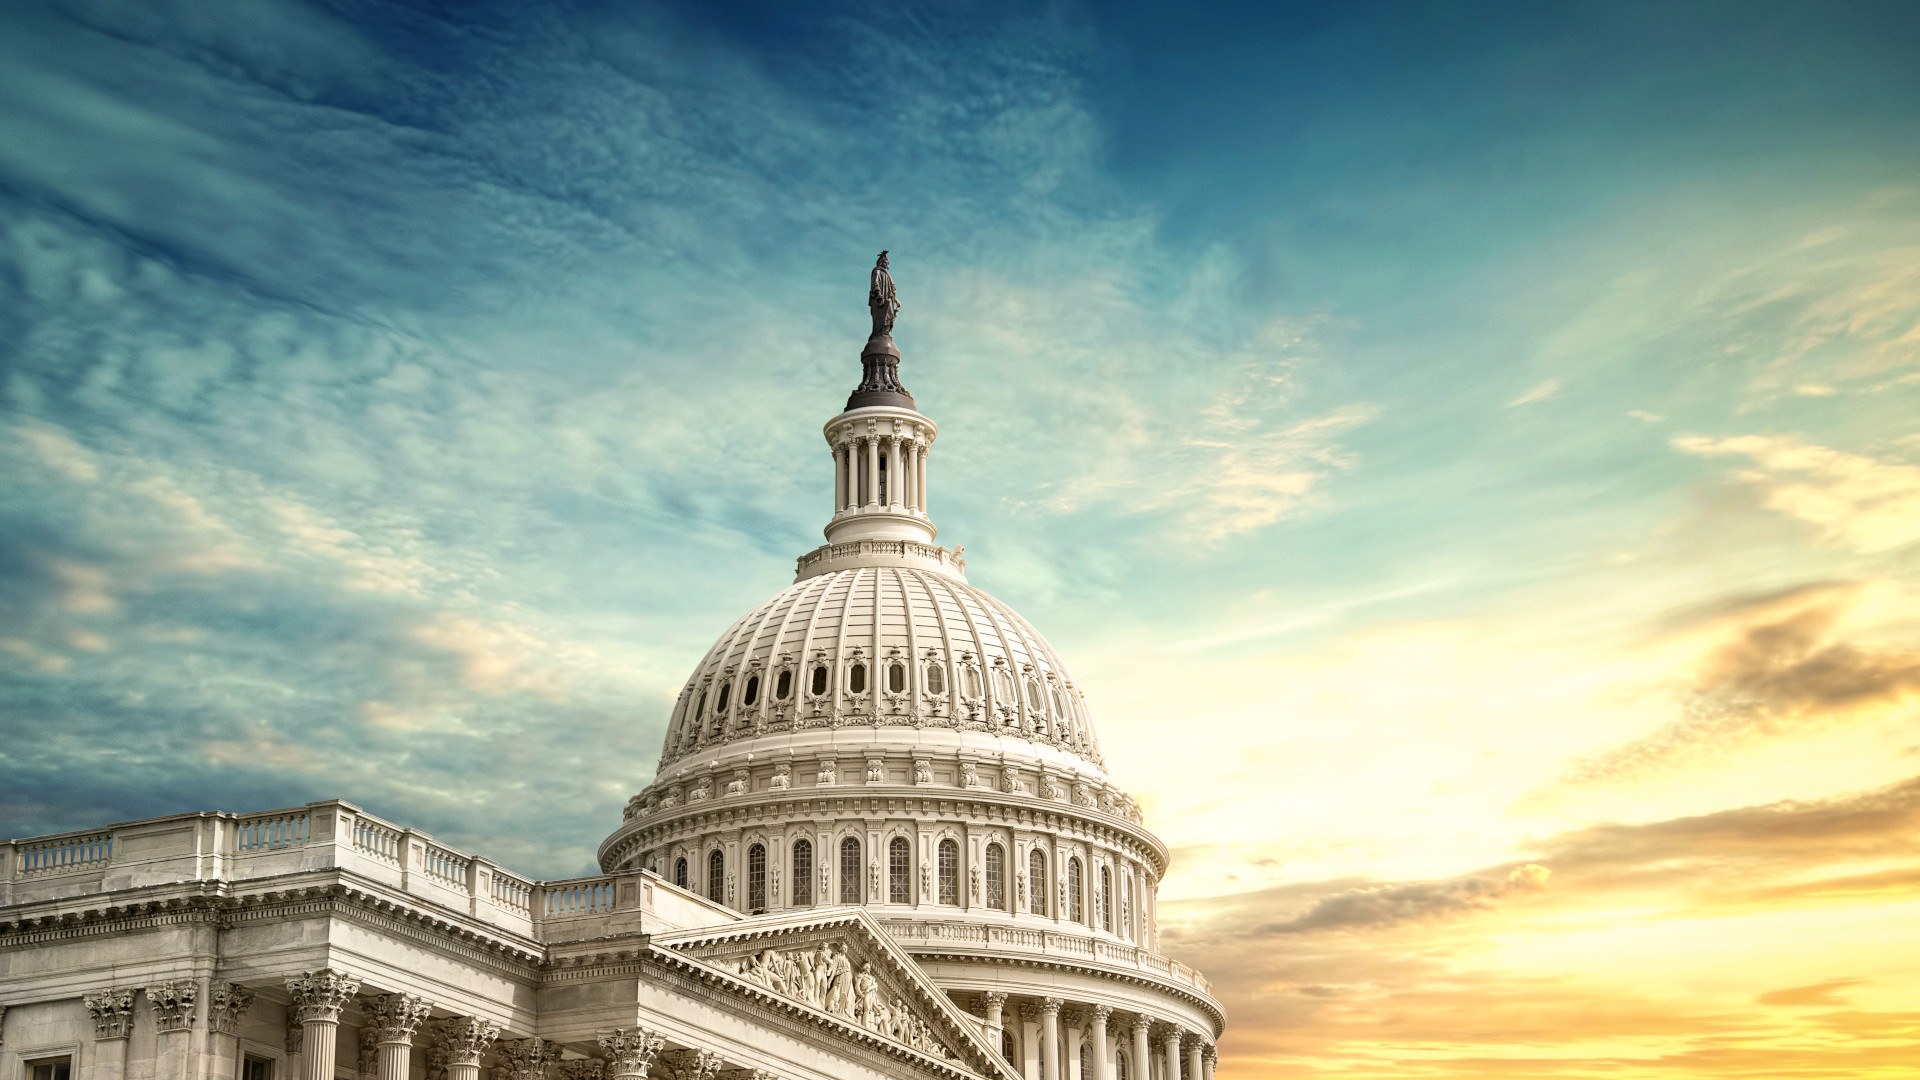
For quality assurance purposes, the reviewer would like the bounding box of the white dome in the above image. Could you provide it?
[657,561,1106,773]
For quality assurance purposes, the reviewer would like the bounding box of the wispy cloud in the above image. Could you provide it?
[1676,434,1920,553]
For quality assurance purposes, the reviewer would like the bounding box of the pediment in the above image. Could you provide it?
[651,907,1013,1080]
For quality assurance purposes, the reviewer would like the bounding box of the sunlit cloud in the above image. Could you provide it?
[1675,435,1920,553]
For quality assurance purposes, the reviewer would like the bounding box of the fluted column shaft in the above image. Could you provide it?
[915,442,927,512]
[865,437,880,509]
[1163,1029,1183,1080]
[367,994,431,1080]
[1186,1039,1204,1080]
[1088,1007,1111,1080]
[1129,1018,1150,1080]
[1039,999,1062,1080]
[1202,1047,1217,1080]
[833,443,847,513]
[984,992,1008,1056]
[888,437,904,510]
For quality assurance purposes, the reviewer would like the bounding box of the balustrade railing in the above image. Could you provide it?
[18,833,112,875]
[235,812,309,852]
[491,870,534,914]
[884,919,1214,996]
[544,878,615,916]
[423,844,469,887]
[352,818,401,863]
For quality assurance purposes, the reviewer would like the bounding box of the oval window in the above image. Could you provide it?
[1027,679,1044,708]
[925,663,945,695]
[888,662,906,693]
[742,675,759,706]
[811,664,829,696]
[962,666,982,699]
[1052,685,1067,716]
[716,681,731,712]
[695,690,707,717]
[848,662,867,694]
[775,669,793,700]
[993,668,1015,700]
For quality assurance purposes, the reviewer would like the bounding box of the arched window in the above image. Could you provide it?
[674,856,688,890]
[1101,866,1113,931]
[925,663,945,695]
[747,844,767,911]
[962,666,983,699]
[742,675,759,706]
[938,839,959,905]
[889,837,910,903]
[848,661,867,694]
[1068,857,1084,922]
[1080,1043,1092,1080]
[1116,1049,1129,1080]
[810,664,829,696]
[840,837,862,904]
[986,843,1006,910]
[707,849,725,904]
[775,669,793,700]
[1000,1029,1015,1065]
[1123,873,1135,940]
[888,661,906,693]
[993,667,1015,701]
[791,840,813,905]
[1029,849,1048,915]
[715,681,731,712]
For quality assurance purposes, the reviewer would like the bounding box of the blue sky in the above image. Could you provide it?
[5,2,1920,1075]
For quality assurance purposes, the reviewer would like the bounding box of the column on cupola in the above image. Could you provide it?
[1038,999,1062,1080]
[888,436,905,510]
[833,441,847,514]
[1128,1016,1151,1080]
[983,992,1008,1055]
[1162,1026,1184,1080]
[597,1027,665,1080]
[915,439,928,513]
[207,983,256,1080]
[143,980,197,1080]
[433,1017,500,1080]
[1185,1035,1204,1080]
[1087,1006,1111,1080]
[1202,1044,1217,1080]
[286,970,361,1080]
[865,435,880,509]
[366,993,431,1080]
[84,989,136,1080]
[899,436,915,511]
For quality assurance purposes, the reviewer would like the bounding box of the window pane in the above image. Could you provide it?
[889,662,906,693]
[938,839,959,905]
[986,844,1005,910]
[776,670,792,699]
[1069,857,1083,922]
[840,837,862,904]
[708,850,725,903]
[675,857,688,889]
[1029,849,1048,915]
[792,840,813,905]
[811,665,829,695]
[244,1057,274,1080]
[849,663,867,694]
[716,681,731,712]
[743,676,759,706]
[889,837,910,903]
[748,844,767,910]
[926,663,945,695]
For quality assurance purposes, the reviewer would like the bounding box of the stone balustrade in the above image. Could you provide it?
[0,800,737,942]
[882,918,1214,998]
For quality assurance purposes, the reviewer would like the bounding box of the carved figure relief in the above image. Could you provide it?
[866,758,885,784]
[913,759,932,785]
[734,946,950,1059]
[770,762,792,790]
[960,761,981,788]
[725,769,749,796]
[817,759,837,786]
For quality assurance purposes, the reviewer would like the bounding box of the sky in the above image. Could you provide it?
[3,0,1919,1075]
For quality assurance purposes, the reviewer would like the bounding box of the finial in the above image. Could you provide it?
[847,252,914,411]
[869,251,899,339]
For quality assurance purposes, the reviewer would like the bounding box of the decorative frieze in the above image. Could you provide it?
[144,980,197,1033]
[207,983,255,1037]
[84,988,136,1039]
[596,1028,665,1080]
[731,945,951,1059]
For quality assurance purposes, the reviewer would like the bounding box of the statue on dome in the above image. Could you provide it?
[869,251,899,338]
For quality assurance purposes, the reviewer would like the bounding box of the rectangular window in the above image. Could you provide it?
[28,1059,71,1080]
[244,1056,275,1080]
[888,838,911,904]
[748,844,767,912]
[792,840,813,905]
[986,844,1005,910]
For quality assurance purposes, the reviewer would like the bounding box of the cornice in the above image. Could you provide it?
[901,948,1226,1037]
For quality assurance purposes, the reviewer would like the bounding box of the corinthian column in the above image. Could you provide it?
[286,970,361,1080]
[144,981,198,1080]
[1185,1034,1203,1080]
[1162,1026,1184,1080]
[1128,1016,1150,1080]
[865,437,880,510]
[1087,1006,1111,1080]
[85,989,136,1080]
[983,992,1008,1056]
[207,984,256,1080]
[432,1017,501,1080]
[1038,999,1061,1080]
[365,994,432,1080]
[888,437,904,510]
[596,1029,665,1080]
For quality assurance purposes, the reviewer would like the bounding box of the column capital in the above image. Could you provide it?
[84,988,136,1040]
[432,1017,502,1068]
[656,1049,723,1080]
[1018,1002,1041,1024]
[366,993,433,1046]
[143,980,197,1034]
[286,969,360,1024]
[1060,1007,1085,1030]
[498,1039,563,1080]
[1129,1012,1153,1034]
[558,1062,604,1080]
[208,983,255,1037]
[1088,1004,1113,1025]
[1181,1032,1204,1050]
[597,1027,665,1079]
[1040,997,1064,1016]
[983,991,1008,1007]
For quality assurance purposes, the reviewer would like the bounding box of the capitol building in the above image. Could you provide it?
[0,264,1224,1080]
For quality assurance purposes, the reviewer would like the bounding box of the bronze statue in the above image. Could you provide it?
[869,251,899,338]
